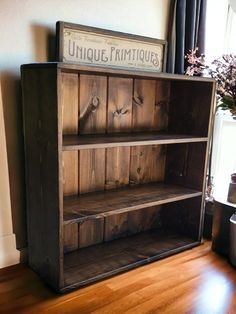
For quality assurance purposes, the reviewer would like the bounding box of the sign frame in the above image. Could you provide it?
[56,21,167,72]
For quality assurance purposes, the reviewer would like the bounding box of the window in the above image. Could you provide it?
[205,0,236,199]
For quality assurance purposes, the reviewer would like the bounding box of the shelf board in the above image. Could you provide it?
[63,228,199,291]
[62,132,208,150]
[64,183,202,224]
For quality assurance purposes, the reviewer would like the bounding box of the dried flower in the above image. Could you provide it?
[210,54,236,117]
[185,47,208,76]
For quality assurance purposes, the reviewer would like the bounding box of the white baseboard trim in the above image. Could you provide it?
[0,233,20,268]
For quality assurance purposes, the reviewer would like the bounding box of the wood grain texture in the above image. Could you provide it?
[63,183,202,224]
[61,72,79,197]
[62,151,78,196]
[1,242,236,313]
[106,147,130,189]
[132,79,156,131]
[63,133,208,150]
[154,80,170,131]
[63,224,78,253]
[79,148,105,193]
[79,218,104,248]
[79,74,107,134]
[63,229,198,289]
[108,77,133,133]
[21,67,63,290]
[61,72,79,134]
[130,145,165,184]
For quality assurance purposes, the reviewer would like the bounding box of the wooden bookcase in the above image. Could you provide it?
[21,63,215,292]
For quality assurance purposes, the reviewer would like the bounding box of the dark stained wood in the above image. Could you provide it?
[132,79,156,131]
[128,206,161,235]
[79,74,107,134]
[154,80,170,131]
[22,62,216,84]
[105,147,130,189]
[130,145,165,184]
[168,80,214,137]
[21,67,63,290]
[79,218,104,248]
[165,142,207,190]
[79,148,105,193]
[104,212,128,241]
[62,151,79,196]
[63,183,202,224]
[61,72,79,196]
[21,62,215,293]
[107,77,133,133]
[63,132,208,150]
[63,228,198,290]
[63,224,78,253]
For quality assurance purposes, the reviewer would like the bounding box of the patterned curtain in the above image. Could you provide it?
[167,0,207,74]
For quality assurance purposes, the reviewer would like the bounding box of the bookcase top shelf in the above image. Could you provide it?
[21,62,215,83]
[63,183,202,224]
[62,133,208,150]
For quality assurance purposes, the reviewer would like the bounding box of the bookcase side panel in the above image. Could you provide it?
[21,66,63,290]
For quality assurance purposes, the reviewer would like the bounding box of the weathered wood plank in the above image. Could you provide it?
[63,133,208,150]
[79,75,107,134]
[154,80,170,131]
[21,67,62,290]
[107,77,133,133]
[61,72,79,196]
[79,149,105,193]
[61,72,79,134]
[63,228,197,289]
[105,147,130,190]
[63,224,78,253]
[104,212,128,241]
[132,79,156,131]
[130,145,165,184]
[79,218,104,248]
[63,183,202,224]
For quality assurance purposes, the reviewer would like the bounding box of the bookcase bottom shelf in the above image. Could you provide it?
[63,228,199,292]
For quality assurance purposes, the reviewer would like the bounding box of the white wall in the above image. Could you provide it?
[0,0,170,267]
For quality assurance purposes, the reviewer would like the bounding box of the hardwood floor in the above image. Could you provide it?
[1,240,236,314]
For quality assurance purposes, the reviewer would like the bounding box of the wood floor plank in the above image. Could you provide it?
[1,241,236,314]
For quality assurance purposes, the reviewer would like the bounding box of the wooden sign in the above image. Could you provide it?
[56,21,167,72]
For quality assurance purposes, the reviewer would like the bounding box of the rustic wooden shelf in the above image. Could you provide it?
[63,183,202,224]
[21,62,215,292]
[63,228,198,291]
[62,133,208,150]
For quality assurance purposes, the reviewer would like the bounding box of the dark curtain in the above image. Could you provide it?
[167,0,207,74]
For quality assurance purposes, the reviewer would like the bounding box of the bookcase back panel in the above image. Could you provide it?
[130,145,166,184]
[79,75,107,134]
[62,151,79,196]
[108,77,133,132]
[154,80,170,131]
[169,81,213,136]
[165,142,207,190]
[61,72,79,134]
[132,79,156,130]
[161,196,202,240]
[79,148,106,193]
[62,144,166,196]
[106,146,131,189]
[63,205,162,251]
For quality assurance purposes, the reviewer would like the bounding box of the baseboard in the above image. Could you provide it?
[0,234,20,268]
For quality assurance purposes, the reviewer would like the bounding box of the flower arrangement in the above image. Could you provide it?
[185,47,208,76]
[210,54,236,117]
[185,48,236,118]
